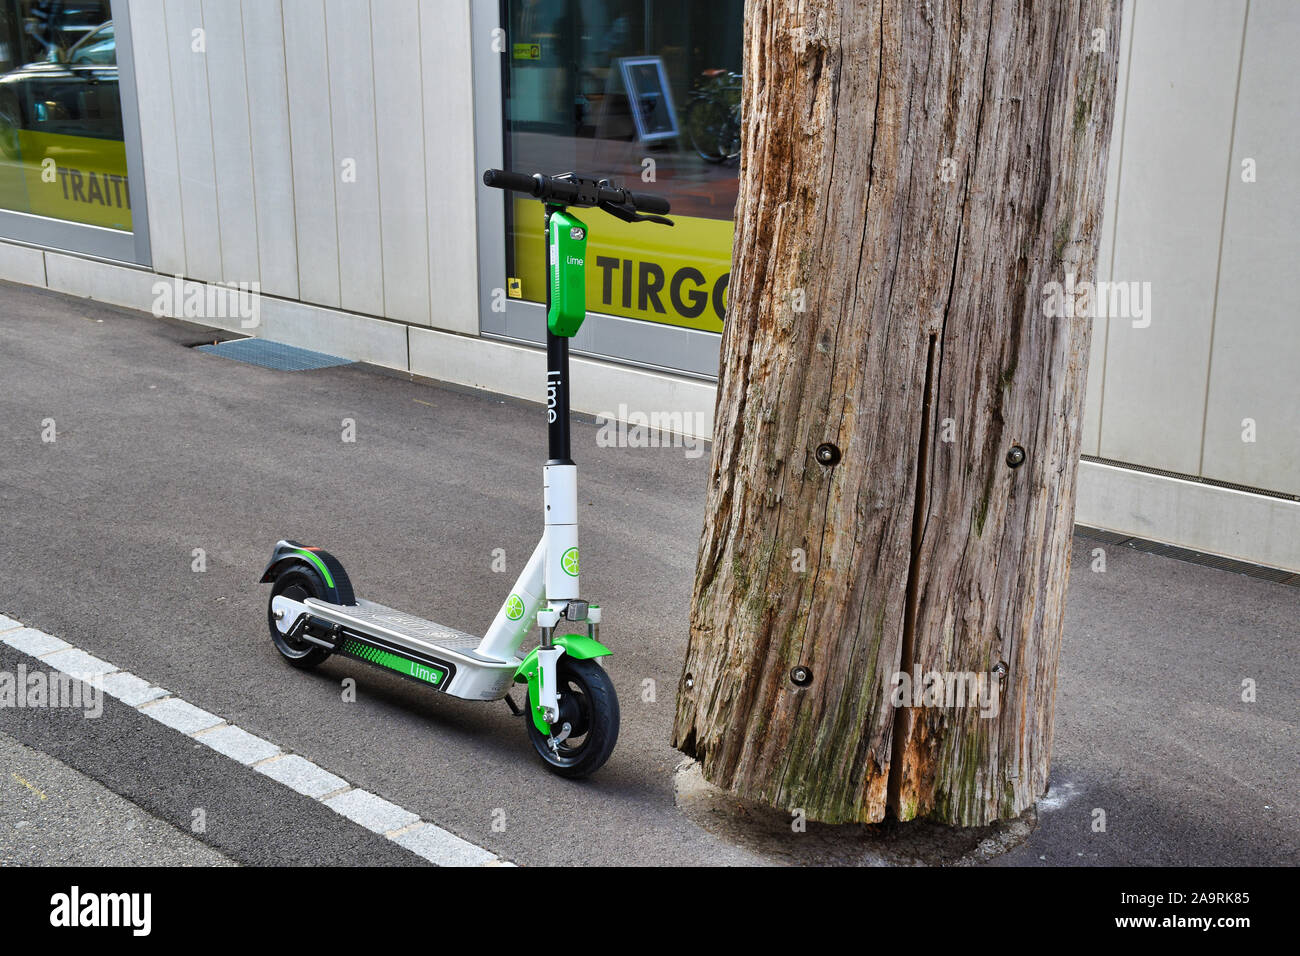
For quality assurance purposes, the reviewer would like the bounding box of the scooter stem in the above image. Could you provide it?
[545,204,574,466]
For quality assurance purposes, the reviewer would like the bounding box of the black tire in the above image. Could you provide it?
[526,656,619,779]
[267,565,332,669]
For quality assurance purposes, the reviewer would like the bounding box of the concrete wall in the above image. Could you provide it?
[1083,0,1299,498]
[126,0,480,335]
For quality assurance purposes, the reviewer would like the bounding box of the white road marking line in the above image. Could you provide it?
[325,789,420,835]
[139,697,225,735]
[0,612,509,866]
[254,753,348,799]
[42,647,117,679]
[100,671,169,707]
[394,821,500,867]
[193,724,281,765]
[3,627,71,657]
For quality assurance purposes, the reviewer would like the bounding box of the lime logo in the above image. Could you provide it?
[561,547,580,577]
[409,662,443,685]
[505,594,525,621]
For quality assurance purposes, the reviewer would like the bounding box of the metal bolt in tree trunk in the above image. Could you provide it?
[673,0,1123,826]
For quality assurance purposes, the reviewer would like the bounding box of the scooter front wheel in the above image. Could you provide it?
[526,657,619,778]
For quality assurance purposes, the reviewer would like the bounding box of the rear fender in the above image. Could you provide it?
[259,539,356,606]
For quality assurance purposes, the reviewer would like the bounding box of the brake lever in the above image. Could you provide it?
[599,200,674,227]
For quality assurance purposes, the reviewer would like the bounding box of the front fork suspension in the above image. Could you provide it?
[526,604,601,733]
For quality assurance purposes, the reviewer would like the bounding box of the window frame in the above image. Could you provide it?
[0,0,151,265]
[469,0,721,381]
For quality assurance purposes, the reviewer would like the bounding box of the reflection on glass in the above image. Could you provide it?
[504,0,744,334]
[0,1,131,232]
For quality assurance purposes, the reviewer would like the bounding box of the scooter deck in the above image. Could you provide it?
[302,597,519,701]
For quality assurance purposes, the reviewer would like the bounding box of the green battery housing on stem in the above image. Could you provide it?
[547,209,588,337]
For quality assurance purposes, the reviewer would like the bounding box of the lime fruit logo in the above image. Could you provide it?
[505,594,525,621]
[561,547,580,577]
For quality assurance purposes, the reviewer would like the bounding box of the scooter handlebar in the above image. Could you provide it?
[626,190,670,215]
[482,168,543,195]
[482,168,670,217]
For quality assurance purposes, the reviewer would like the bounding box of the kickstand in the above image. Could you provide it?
[504,693,525,717]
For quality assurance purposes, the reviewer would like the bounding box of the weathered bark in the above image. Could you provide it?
[673,0,1122,825]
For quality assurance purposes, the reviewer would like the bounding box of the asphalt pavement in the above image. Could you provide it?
[0,727,233,866]
[0,279,1295,866]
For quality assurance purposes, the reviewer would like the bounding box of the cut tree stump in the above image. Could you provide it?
[673,0,1123,826]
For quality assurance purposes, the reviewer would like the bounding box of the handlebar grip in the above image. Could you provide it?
[628,191,670,215]
[482,168,539,195]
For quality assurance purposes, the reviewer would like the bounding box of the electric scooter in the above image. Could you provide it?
[259,168,672,777]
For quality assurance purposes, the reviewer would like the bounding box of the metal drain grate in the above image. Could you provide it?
[196,337,354,371]
[1075,524,1298,586]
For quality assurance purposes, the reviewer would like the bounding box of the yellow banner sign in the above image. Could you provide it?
[0,129,132,231]
[510,197,730,334]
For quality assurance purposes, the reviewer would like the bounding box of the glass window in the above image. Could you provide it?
[0,2,132,232]
[502,0,743,334]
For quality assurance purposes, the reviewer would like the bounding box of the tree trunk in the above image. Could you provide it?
[673,0,1122,826]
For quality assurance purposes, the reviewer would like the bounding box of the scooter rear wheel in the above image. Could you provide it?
[267,566,332,669]
[526,656,619,778]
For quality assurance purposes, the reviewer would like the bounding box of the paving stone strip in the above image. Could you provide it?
[0,611,504,867]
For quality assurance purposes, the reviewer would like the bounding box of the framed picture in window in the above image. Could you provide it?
[616,56,678,143]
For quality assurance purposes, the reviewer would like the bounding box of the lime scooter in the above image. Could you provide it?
[259,169,672,777]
